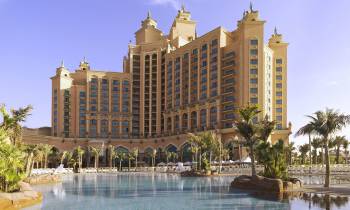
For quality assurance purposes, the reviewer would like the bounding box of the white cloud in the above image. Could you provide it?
[149,0,181,10]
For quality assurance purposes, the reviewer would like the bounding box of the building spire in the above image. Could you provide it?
[274,27,278,35]
[60,60,65,68]
[147,10,151,19]
[181,3,185,12]
[250,2,253,12]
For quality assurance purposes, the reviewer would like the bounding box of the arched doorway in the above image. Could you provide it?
[180,142,192,162]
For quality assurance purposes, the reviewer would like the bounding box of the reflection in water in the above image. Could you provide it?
[301,193,349,210]
[247,190,349,210]
[29,173,350,210]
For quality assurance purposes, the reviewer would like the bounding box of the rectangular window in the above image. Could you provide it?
[192,48,198,54]
[250,97,258,104]
[276,67,282,72]
[250,69,258,74]
[250,88,258,94]
[276,116,282,121]
[276,59,283,64]
[223,95,235,102]
[250,39,258,45]
[211,39,218,46]
[250,49,258,55]
[223,69,235,76]
[276,91,282,96]
[250,59,258,65]
[276,124,282,130]
[276,83,282,88]
[276,75,282,80]
[276,99,282,104]
[276,108,282,113]
[250,78,258,84]
[201,44,207,51]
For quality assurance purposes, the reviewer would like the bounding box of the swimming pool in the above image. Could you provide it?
[26,173,350,210]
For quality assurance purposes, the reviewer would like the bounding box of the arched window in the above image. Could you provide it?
[182,113,188,131]
[100,120,108,138]
[180,142,191,162]
[167,117,172,132]
[200,109,207,129]
[175,115,179,131]
[191,111,197,130]
[210,107,217,128]
[89,119,97,138]
[116,146,129,154]
[165,144,177,153]
[111,120,119,138]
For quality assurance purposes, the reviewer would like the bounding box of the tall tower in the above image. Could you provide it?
[236,4,266,120]
[269,28,288,130]
[168,5,197,48]
[127,12,168,138]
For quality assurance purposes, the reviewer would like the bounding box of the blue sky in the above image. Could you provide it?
[1,0,350,145]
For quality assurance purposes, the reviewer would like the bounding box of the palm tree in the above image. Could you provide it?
[108,145,115,170]
[232,105,261,176]
[89,146,101,169]
[61,151,73,167]
[0,105,33,145]
[0,142,26,192]
[151,149,157,167]
[75,146,85,170]
[333,136,346,164]
[132,148,139,170]
[285,142,296,165]
[60,151,68,165]
[295,123,315,172]
[42,144,53,168]
[299,109,350,187]
[33,145,44,168]
[117,152,126,171]
[299,144,309,165]
[343,139,349,164]
[112,150,118,168]
[311,138,322,164]
[188,133,200,170]
[22,144,36,177]
[165,151,171,165]
[127,152,134,171]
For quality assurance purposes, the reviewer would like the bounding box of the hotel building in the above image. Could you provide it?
[24,5,291,156]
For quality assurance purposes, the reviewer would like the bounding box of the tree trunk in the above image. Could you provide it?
[219,142,222,174]
[336,147,340,164]
[135,156,138,171]
[128,159,130,171]
[324,139,331,188]
[119,160,122,171]
[249,144,256,176]
[25,152,34,177]
[199,149,202,171]
[308,134,312,174]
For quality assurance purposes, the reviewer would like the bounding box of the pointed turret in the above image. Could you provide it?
[238,2,262,26]
[79,57,90,71]
[56,59,70,76]
[168,4,196,48]
[141,10,157,28]
[269,27,286,45]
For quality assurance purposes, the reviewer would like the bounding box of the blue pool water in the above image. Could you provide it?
[26,173,350,210]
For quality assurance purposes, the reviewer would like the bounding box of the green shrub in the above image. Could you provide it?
[256,139,288,180]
